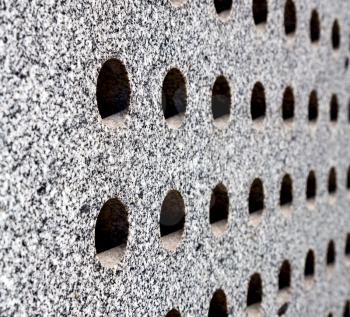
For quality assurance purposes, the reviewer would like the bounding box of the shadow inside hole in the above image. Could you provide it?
[279,260,291,290]
[304,250,315,281]
[212,76,231,127]
[308,91,318,122]
[332,20,341,50]
[280,175,293,207]
[165,309,182,317]
[160,190,185,250]
[306,171,317,201]
[310,10,320,43]
[345,234,350,257]
[162,68,187,128]
[209,289,228,317]
[96,59,130,120]
[210,183,229,235]
[247,273,263,310]
[249,179,264,215]
[284,0,297,35]
[328,168,337,194]
[282,87,294,121]
[347,166,350,190]
[330,95,338,122]
[252,0,268,26]
[344,301,350,317]
[251,82,266,121]
[326,240,336,266]
[214,0,232,16]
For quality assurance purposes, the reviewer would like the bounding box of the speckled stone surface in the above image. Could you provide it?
[1,0,350,316]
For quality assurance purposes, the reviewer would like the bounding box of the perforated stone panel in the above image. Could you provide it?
[1,1,350,316]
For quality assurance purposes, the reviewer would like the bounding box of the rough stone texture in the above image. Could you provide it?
[1,0,350,316]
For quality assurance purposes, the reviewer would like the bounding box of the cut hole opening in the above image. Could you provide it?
[344,301,350,317]
[160,190,185,251]
[330,94,339,122]
[251,82,266,121]
[308,90,318,122]
[210,183,229,236]
[279,260,291,291]
[284,0,297,36]
[209,289,228,317]
[347,166,350,190]
[304,249,315,281]
[162,68,187,128]
[212,76,231,128]
[252,0,268,26]
[332,19,341,50]
[310,10,320,43]
[165,309,181,317]
[345,233,350,258]
[95,197,129,269]
[96,59,131,122]
[306,171,317,202]
[326,240,336,266]
[248,178,264,225]
[348,100,350,122]
[282,87,295,122]
[328,167,337,195]
[247,273,263,311]
[214,0,233,20]
[280,174,293,207]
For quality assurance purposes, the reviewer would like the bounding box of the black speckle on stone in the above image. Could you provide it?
[278,302,289,316]
[80,204,90,213]
[196,243,202,251]
[37,184,46,195]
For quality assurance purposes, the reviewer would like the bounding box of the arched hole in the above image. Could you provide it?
[326,240,336,266]
[165,309,181,317]
[248,178,264,225]
[95,197,129,268]
[96,59,130,122]
[282,86,294,121]
[214,0,233,20]
[251,82,266,121]
[209,289,228,317]
[284,0,297,36]
[310,10,320,43]
[308,90,318,122]
[332,20,341,50]
[210,183,229,236]
[252,0,268,26]
[306,171,317,202]
[280,174,293,207]
[279,260,291,291]
[304,250,315,282]
[162,68,187,128]
[344,301,350,317]
[160,190,185,251]
[330,94,338,122]
[212,76,231,128]
[328,314,334,317]
[247,273,263,309]
[328,167,337,195]
[345,233,350,258]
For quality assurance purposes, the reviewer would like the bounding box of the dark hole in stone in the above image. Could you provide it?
[212,76,231,123]
[306,171,317,200]
[328,167,337,194]
[252,0,268,26]
[345,57,349,70]
[279,260,291,290]
[278,302,289,316]
[344,301,350,317]
[160,190,185,237]
[249,178,264,214]
[280,174,293,206]
[247,273,263,306]
[347,166,350,189]
[330,94,338,122]
[214,0,232,16]
[308,90,318,122]
[210,183,229,225]
[310,10,320,43]
[165,309,181,317]
[328,314,334,317]
[332,20,341,50]
[95,198,129,254]
[96,59,130,119]
[162,68,187,122]
[209,289,228,317]
[326,240,336,266]
[348,100,350,122]
[284,0,297,35]
[345,234,350,256]
[304,250,315,277]
[251,82,266,120]
[282,87,294,121]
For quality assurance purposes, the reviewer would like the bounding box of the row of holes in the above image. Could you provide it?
[95,166,350,267]
[170,0,344,51]
[97,59,350,129]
